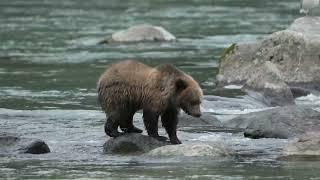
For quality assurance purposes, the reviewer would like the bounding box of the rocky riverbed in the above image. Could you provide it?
[1,0,320,179]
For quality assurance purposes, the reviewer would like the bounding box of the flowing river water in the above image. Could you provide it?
[1,0,320,179]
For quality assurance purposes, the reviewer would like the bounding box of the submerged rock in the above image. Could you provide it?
[101,24,176,43]
[21,140,51,154]
[217,17,320,105]
[147,142,233,157]
[283,132,320,156]
[103,133,170,154]
[224,105,320,139]
[0,134,50,154]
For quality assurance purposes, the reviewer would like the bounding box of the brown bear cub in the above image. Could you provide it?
[97,60,203,144]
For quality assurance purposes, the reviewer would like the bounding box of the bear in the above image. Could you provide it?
[97,60,203,144]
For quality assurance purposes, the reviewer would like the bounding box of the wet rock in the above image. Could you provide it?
[224,105,320,139]
[243,61,295,106]
[19,140,51,154]
[147,142,233,157]
[290,87,312,98]
[283,132,320,156]
[0,134,50,154]
[101,24,176,43]
[217,17,320,101]
[289,16,320,38]
[103,133,170,154]
[216,42,260,86]
[178,113,222,127]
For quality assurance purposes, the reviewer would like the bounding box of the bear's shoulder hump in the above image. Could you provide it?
[155,64,183,75]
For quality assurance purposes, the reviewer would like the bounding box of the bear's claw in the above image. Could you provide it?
[121,126,143,133]
[109,131,125,138]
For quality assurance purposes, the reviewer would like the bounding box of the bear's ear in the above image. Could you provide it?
[175,78,188,92]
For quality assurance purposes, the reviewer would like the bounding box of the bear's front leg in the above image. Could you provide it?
[105,117,124,137]
[143,109,168,142]
[161,108,181,144]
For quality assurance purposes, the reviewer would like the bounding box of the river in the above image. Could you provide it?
[1,0,320,179]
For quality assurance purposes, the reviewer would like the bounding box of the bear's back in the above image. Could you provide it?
[98,60,155,88]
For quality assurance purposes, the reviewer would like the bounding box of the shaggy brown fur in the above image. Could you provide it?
[97,60,203,144]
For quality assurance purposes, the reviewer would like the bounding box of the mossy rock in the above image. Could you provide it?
[219,43,236,66]
[218,43,237,75]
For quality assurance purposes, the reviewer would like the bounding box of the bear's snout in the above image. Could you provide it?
[188,110,201,118]
[183,106,202,118]
[192,112,201,118]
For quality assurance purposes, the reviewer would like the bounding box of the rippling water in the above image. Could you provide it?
[1,0,320,179]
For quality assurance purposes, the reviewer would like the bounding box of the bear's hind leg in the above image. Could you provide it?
[143,109,168,142]
[161,108,181,144]
[120,112,143,133]
[105,116,124,137]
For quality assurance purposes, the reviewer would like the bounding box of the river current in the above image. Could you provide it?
[1,0,320,179]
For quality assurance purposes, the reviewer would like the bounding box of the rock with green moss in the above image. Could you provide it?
[216,42,260,85]
[217,16,320,103]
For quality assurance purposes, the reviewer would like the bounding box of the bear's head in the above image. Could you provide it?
[175,78,203,117]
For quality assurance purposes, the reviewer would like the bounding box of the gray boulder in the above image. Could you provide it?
[0,134,50,154]
[216,42,260,85]
[224,106,320,139]
[243,61,295,106]
[101,24,176,43]
[103,133,170,154]
[147,142,233,157]
[217,17,320,103]
[283,132,320,156]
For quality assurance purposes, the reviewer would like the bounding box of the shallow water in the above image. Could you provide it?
[1,0,320,179]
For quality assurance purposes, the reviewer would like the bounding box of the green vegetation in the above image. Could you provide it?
[218,43,236,70]
[219,43,236,63]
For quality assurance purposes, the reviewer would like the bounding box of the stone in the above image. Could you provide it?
[0,134,50,154]
[101,24,176,43]
[19,140,51,154]
[242,61,295,106]
[217,17,320,101]
[223,105,320,139]
[217,42,260,86]
[147,142,233,157]
[103,133,170,154]
[283,132,320,156]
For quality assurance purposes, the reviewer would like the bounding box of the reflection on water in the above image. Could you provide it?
[2,0,320,179]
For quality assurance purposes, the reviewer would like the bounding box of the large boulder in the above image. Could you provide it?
[103,133,170,154]
[216,42,260,85]
[101,24,176,43]
[283,132,320,156]
[224,105,320,139]
[217,17,320,103]
[243,61,295,106]
[147,142,233,157]
[0,134,50,154]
